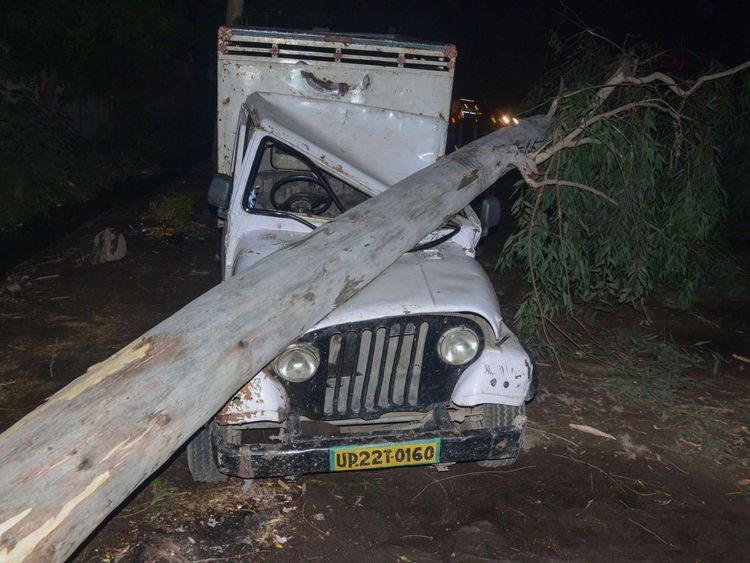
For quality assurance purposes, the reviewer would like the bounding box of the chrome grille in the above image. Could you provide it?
[323,321,430,417]
[285,315,484,421]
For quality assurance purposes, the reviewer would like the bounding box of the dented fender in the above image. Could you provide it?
[451,328,532,407]
[217,370,289,425]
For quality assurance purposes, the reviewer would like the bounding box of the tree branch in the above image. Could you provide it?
[534,99,680,165]
[523,176,619,206]
[617,60,750,98]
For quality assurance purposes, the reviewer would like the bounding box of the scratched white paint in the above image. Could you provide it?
[451,330,532,406]
[217,370,287,424]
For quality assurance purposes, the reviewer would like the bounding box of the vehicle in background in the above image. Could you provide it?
[448,98,483,148]
[491,112,520,127]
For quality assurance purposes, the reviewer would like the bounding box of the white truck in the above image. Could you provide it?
[189,26,537,481]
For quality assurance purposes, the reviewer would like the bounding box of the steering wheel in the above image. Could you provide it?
[270,175,339,215]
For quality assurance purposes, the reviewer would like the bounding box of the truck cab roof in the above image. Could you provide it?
[246,92,447,195]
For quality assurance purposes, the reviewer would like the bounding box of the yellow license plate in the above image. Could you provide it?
[330,439,441,472]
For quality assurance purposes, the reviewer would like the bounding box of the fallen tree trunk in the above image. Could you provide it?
[0,117,548,561]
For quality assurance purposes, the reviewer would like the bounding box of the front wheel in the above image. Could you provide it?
[187,421,236,482]
[463,403,526,468]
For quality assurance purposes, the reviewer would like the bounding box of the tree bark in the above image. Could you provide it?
[0,117,548,561]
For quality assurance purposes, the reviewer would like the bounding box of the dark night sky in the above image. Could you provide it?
[3,0,748,141]
[245,0,750,111]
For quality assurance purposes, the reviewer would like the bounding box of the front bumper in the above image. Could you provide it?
[215,424,522,479]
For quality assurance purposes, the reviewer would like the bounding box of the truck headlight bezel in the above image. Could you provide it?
[273,344,320,383]
[437,326,480,366]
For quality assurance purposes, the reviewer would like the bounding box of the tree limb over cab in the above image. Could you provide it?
[195,26,538,481]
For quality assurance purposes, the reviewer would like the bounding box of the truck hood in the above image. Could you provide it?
[232,229,503,338]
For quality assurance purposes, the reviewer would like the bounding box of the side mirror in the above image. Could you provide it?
[479,195,501,237]
[208,173,233,218]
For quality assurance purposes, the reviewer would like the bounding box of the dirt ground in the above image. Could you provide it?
[1,171,749,562]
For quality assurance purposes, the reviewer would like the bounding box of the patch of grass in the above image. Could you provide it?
[544,327,737,455]
[0,138,140,231]
[594,333,717,403]
[117,477,189,519]
[574,331,736,454]
[149,191,196,232]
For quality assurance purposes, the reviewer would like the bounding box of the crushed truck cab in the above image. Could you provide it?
[189,27,537,481]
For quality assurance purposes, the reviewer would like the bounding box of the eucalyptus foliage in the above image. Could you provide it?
[499,36,749,336]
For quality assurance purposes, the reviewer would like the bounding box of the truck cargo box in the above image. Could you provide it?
[217,27,457,174]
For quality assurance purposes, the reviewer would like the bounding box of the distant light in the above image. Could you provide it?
[512,117,519,125]
[501,115,511,125]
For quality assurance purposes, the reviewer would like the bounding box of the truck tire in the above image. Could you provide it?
[469,403,526,468]
[187,422,228,483]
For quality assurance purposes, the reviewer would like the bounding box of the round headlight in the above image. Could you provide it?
[273,345,320,383]
[437,326,479,365]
